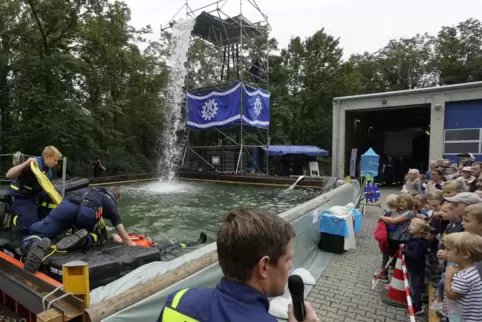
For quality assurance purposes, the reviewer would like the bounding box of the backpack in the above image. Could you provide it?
[374,221,388,252]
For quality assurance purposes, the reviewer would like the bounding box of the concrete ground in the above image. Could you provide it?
[307,187,427,322]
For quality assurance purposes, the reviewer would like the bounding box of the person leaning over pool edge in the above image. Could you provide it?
[157,208,321,322]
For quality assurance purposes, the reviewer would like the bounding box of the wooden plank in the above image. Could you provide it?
[428,284,440,322]
[85,251,218,322]
[37,309,64,322]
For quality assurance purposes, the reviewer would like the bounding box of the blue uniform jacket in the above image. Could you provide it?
[8,156,52,199]
[402,237,428,275]
[67,188,122,226]
[157,278,277,322]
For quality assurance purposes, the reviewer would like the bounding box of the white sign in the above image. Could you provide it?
[350,148,358,177]
[312,209,319,224]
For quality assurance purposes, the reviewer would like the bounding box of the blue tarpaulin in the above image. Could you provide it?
[319,213,349,238]
[262,145,329,157]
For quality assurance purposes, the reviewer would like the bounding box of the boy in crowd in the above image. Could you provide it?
[432,192,482,311]
[401,218,430,315]
[443,232,482,322]
[462,204,482,277]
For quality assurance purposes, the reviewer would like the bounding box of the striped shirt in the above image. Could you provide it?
[450,266,482,321]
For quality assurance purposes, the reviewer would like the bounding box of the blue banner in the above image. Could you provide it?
[186,82,241,129]
[242,83,270,128]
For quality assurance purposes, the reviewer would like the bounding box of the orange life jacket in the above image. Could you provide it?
[127,233,153,248]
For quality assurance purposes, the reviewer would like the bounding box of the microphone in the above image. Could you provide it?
[288,274,305,321]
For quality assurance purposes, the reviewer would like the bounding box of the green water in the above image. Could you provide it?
[115,181,320,243]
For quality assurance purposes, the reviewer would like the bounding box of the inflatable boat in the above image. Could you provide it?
[0,176,206,290]
[0,228,206,289]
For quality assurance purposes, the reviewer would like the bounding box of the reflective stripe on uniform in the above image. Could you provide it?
[23,235,42,242]
[40,202,57,209]
[161,288,199,322]
[10,184,32,191]
[89,232,98,243]
[13,215,18,226]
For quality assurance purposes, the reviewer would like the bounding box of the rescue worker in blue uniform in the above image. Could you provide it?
[37,190,58,220]
[6,146,62,234]
[157,208,320,322]
[21,187,135,273]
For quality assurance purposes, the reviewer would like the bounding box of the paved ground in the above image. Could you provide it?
[307,187,426,322]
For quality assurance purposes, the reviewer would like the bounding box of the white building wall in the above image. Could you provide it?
[332,82,482,177]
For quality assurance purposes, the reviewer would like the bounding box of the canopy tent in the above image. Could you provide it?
[262,145,329,157]
[360,147,380,177]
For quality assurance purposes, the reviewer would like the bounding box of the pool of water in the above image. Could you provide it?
[115,180,320,243]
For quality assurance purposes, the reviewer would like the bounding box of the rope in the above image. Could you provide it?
[401,254,416,322]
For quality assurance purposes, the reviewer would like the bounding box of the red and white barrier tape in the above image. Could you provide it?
[401,254,416,322]
[372,248,401,290]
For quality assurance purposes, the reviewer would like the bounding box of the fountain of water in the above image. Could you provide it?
[158,18,196,182]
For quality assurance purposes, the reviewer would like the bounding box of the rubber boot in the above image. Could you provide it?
[56,229,89,251]
[24,238,51,273]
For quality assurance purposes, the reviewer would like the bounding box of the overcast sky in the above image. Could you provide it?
[123,0,482,58]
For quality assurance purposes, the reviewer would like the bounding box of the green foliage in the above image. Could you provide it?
[267,18,482,152]
[0,0,167,175]
[0,0,480,176]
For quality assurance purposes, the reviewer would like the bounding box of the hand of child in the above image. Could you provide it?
[446,265,459,276]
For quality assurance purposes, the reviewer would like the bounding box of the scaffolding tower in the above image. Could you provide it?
[161,0,271,174]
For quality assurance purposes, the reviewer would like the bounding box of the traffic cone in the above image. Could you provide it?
[380,251,407,308]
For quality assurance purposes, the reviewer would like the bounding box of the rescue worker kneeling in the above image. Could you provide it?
[21,187,135,273]
[157,208,320,322]
[6,146,61,234]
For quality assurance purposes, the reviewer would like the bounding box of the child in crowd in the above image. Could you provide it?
[413,195,429,220]
[379,194,415,268]
[432,193,481,312]
[457,166,475,187]
[463,204,482,277]
[443,180,468,198]
[426,189,445,284]
[420,174,428,197]
[401,218,430,315]
[375,194,399,282]
[405,169,423,195]
[443,232,482,322]
[432,199,465,311]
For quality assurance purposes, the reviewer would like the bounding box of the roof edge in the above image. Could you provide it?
[333,81,482,103]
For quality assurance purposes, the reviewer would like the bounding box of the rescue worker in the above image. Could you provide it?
[22,187,134,273]
[156,208,320,322]
[37,190,58,220]
[6,146,62,234]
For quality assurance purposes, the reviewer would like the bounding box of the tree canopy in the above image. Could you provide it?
[0,0,481,176]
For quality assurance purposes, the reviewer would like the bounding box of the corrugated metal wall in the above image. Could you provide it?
[443,100,482,161]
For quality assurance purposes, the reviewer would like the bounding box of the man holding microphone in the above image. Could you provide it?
[157,208,320,322]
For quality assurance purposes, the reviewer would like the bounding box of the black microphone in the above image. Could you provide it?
[288,274,305,321]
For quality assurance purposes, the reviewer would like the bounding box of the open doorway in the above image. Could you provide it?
[345,105,431,180]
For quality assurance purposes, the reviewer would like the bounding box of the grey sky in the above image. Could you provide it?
[124,0,482,58]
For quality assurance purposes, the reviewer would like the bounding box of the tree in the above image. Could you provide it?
[434,18,482,85]
[1,1,481,176]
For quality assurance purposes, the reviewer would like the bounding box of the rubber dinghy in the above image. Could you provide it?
[0,168,208,290]
[0,229,208,290]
